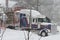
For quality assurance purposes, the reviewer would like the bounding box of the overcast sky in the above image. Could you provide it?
[0,0,17,8]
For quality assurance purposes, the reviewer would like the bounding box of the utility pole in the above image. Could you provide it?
[6,0,8,12]
[27,4,32,40]
[5,0,8,28]
[36,0,39,11]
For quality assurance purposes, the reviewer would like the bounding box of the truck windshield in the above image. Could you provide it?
[38,17,51,23]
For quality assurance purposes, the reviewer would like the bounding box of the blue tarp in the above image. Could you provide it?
[20,13,28,27]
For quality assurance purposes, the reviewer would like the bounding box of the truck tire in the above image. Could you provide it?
[40,30,48,37]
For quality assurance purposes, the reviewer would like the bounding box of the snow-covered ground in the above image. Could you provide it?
[40,26,60,40]
[15,26,60,40]
[57,26,60,32]
[2,28,40,40]
[1,26,60,40]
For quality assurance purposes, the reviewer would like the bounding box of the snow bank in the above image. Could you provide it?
[3,28,40,40]
[40,26,60,40]
[57,26,60,32]
[2,26,60,40]
[40,33,60,40]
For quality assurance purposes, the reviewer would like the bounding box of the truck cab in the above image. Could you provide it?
[31,15,51,29]
[15,9,51,30]
[14,9,57,37]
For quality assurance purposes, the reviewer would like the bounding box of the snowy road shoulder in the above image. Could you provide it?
[40,26,60,40]
[3,26,60,40]
[3,28,40,40]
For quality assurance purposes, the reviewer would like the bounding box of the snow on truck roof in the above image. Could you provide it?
[15,9,46,18]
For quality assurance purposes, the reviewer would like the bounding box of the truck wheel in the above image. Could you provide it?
[40,30,48,37]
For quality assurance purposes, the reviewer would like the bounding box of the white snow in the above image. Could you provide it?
[40,26,60,40]
[1,26,60,40]
[0,0,17,8]
[1,28,40,40]
[57,26,60,32]
[16,9,45,18]
[40,33,60,40]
